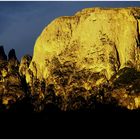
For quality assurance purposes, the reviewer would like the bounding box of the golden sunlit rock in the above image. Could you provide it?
[23,7,140,111]
[1,7,140,112]
[28,8,140,83]
[19,55,32,77]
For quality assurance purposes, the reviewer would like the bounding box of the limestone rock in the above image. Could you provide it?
[28,7,140,83]
[26,7,140,110]
[19,55,32,77]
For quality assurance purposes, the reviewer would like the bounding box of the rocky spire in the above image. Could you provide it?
[8,48,17,61]
[0,46,7,61]
[19,54,32,77]
[7,48,19,69]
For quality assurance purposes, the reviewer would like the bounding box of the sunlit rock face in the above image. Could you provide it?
[27,7,140,111]
[29,8,140,81]
[19,55,32,77]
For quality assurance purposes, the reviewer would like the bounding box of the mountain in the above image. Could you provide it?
[28,7,140,81]
[22,7,140,111]
[1,7,140,112]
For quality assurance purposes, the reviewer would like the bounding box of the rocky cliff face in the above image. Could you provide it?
[28,8,140,82]
[24,8,140,111]
[19,55,32,77]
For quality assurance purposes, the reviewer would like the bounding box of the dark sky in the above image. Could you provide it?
[0,1,140,60]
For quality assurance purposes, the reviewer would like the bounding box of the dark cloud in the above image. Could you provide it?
[0,1,140,60]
